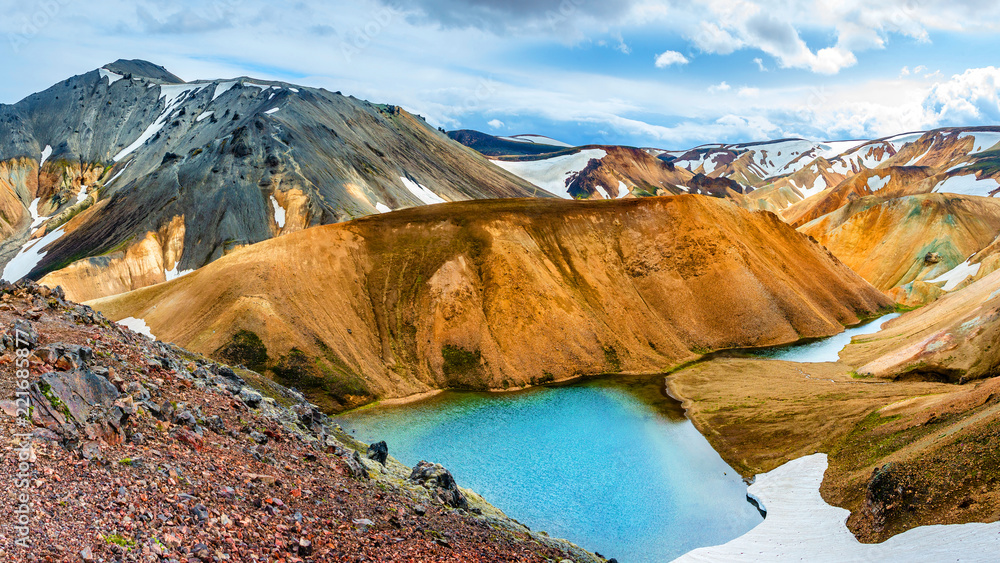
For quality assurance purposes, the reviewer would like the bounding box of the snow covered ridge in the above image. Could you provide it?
[497,134,573,148]
[493,149,608,199]
[670,139,866,180]
[673,454,1000,562]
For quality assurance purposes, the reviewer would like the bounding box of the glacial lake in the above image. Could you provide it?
[338,375,762,562]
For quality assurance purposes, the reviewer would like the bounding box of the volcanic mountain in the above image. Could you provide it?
[0,60,548,301]
[90,195,892,412]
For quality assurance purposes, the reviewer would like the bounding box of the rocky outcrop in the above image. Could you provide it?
[90,195,892,409]
[844,267,1000,382]
[0,280,601,562]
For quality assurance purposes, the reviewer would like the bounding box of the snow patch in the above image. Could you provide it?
[264,107,280,115]
[196,111,214,122]
[117,317,156,341]
[933,174,1000,197]
[928,259,982,291]
[164,265,193,282]
[289,88,300,93]
[39,145,52,167]
[673,453,1000,563]
[959,131,1000,155]
[75,185,89,204]
[617,181,630,199]
[28,198,48,229]
[212,81,238,101]
[400,177,447,205]
[867,174,891,191]
[493,149,607,199]
[105,162,130,187]
[113,83,207,162]
[375,202,392,213]
[797,175,827,199]
[270,195,286,228]
[99,68,123,85]
[1,226,65,282]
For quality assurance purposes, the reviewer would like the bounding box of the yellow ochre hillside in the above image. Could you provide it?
[89,195,892,411]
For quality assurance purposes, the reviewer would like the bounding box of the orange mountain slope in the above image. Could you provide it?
[88,196,891,410]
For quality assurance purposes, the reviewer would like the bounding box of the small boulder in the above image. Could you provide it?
[408,461,468,509]
[367,441,388,465]
[239,387,263,408]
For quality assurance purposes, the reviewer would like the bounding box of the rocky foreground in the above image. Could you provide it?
[0,281,600,563]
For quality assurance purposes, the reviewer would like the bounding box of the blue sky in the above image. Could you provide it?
[2,0,1000,148]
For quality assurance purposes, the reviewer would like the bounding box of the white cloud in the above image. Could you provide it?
[900,66,910,77]
[487,119,505,129]
[753,57,767,72]
[708,81,731,94]
[654,50,689,68]
[923,66,1000,124]
[737,86,760,98]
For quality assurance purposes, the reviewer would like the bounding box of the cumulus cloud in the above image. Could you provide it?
[708,81,731,93]
[654,50,688,68]
[487,118,505,129]
[923,67,1000,124]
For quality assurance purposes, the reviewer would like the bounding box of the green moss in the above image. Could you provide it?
[104,534,136,548]
[217,329,269,372]
[603,346,622,372]
[441,345,481,379]
[38,380,72,420]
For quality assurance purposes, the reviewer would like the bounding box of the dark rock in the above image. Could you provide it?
[172,410,197,428]
[298,538,313,556]
[239,388,263,408]
[366,441,388,465]
[340,450,369,480]
[408,461,468,509]
[249,430,268,445]
[412,504,426,516]
[8,319,39,350]
[925,252,942,264]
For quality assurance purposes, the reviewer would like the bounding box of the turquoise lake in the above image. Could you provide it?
[337,375,763,562]
[749,313,901,362]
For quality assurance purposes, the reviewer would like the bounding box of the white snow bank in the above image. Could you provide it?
[493,149,607,199]
[375,202,392,213]
[212,81,238,101]
[400,177,447,205]
[113,83,207,162]
[117,317,156,341]
[673,453,1000,563]
[618,181,630,199]
[927,259,982,291]
[289,88,300,93]
[1,227,65,282]
[933,174,1000,197]
[264,107,280,115]
[959,131,1000,155]
[28,198,48,229]
[867,174,891,191]
[75,185,88,204]
[164,265,193,282]
[105,162,130,187]
[270,195,286,228]
[39,145,52,167]
[99,68,123,85]
[196,111,214,122]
